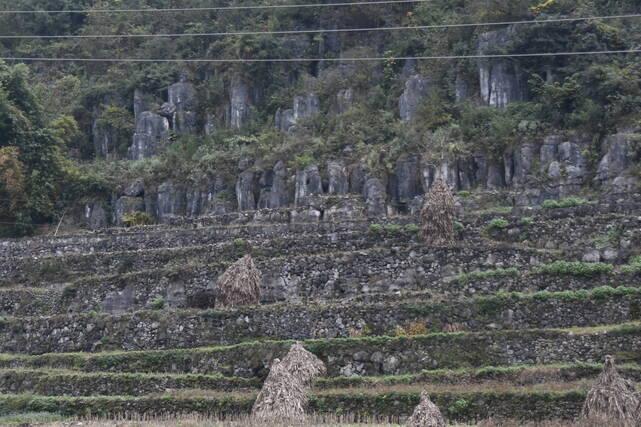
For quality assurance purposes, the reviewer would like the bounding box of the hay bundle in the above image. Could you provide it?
[420,179,455,245]
[280,342,327,386]
[406,391,445,427]
[251,342,326,424]
[581,355,639,425]
[215,254,261,308]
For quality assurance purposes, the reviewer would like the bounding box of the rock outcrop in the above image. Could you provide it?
[327,160,349,194]
[128,111,170,160]
[363,177,387,217]
[478,26,527,108]
[596,132,640,189]
[236,161,258,211]
[260,161,290,209]
[114,196,145,226]
[229,77,251,129]
[399,75,430,121]
[156,181,187,221]
[295,164,323,206]
[276,93,320,133]
[167,79,198,134]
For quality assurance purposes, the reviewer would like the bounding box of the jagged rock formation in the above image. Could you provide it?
[478,26,527,108]
[167,79,198,134]
[295,164,323,206]
[399,74,430,121]
[229,77,251,129]
[128,111,170,160]
[327,160,349,194]
[276,93,320,133]
[596,132,641,194]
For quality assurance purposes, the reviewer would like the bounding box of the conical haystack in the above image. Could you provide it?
[581,355,639,425]
[420,179,455,245]
[251,358,308,423]
[406,391,445,427]
[251,342,326,424]
[280,342,327,386]
[215,254,261,308]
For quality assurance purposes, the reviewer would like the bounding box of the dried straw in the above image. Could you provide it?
[406,390,445,427]
[581,355,639,426]
[215,254,261,308]
[280,342,327,386]
[251,342,326,424]
[420,179,455,245]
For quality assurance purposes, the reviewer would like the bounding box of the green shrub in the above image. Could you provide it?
[368,224,384,235]
[542,197,588,209]
[621,256,641,274]
[537,261,613,277]
[518,216,534,226]
[122,212,153,227]
[457,191,471,198]
[404,223,420,234]
[486,218,509,231]
[447,398,470,416]
[454,221,464,232]
[383,224,403,234]
[151,297,165,310]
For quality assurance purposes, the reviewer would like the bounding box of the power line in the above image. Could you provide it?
[1,13,640,39]
[2,49,640,63]
[1,0,427,14]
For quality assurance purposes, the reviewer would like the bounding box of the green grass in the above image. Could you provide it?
[452,268,519,284]
[536,261,613,277]
[621,255,641,274]
[486,218,509,231]
[542,197,588,209]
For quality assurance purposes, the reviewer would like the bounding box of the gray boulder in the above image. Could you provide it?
[399,74,430,121]
[128,111,170,160]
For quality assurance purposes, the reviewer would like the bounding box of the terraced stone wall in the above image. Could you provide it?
[0,291,639,355]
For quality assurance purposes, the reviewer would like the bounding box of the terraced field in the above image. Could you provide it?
[0,196,640,424]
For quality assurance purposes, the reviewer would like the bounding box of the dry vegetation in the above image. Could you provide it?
[580,355,639,426]
[214,254,262,308]
[251,342,327,423]
[420,179,455,245]
[406,391,445,427]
